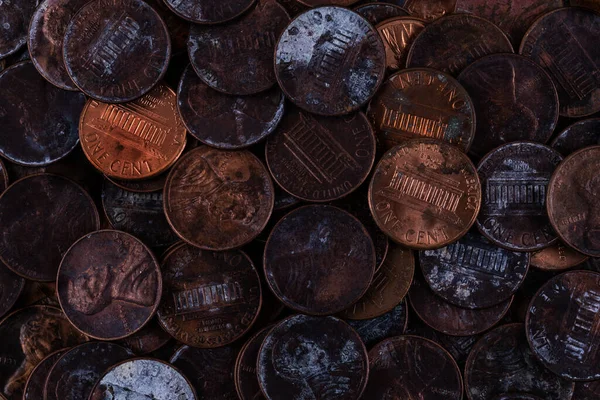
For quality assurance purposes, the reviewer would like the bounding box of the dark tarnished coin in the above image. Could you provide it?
[574,381,600,400]
[164,146,274,250]
[457,54,559,158]
[163,0,255,24]
[0,174,100,281]
[57,230,162,340]
[531,242,588,271]
[188,0,290,96]
[63,0,171,103]
[376,16,426,73]
[369,138,481,250]
[354,3,408,25]
[465,323,575,400]
[367,68,475,152]
[346,301,407,348]
[404,0,456,20]
[235,327,270,400]
[258,315,369,400]
[264,205,375,315]
[118,318,172,355]
[178,65,285,149]
[477,142,562,252]
[552,118,600,156]
[0,265,24,319]
[364,335,463,399]
[22,350,66,400]
[0,62,85,166]
[520,7,600,117]
[0,0,38,59]
[407,13,513,76]
[265,108,375,202]
[526,271,600,381]
[275,6,385,116]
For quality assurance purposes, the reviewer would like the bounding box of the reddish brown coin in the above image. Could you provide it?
[0,0,38,59]
[531,242,588,271]
[552,118,600,156]
[346,301,408,349]
[376,16,426,73]
[22,349,66,400]
[404,0,456,20]
[235,326,271,400]
[354,3,409,25]
[57,230,162,340]
[163,0,255,24]
[369,138,481,250]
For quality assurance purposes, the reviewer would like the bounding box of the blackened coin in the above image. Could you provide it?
[0,265,24,320]
[403,0,456,20]
[531,241,588,271]
[346,301,407,348]
[117,318,172,355]
[235,327,271,400]
[163,0,255,24]
[376,16,426,73]
[551,118,600,156]
[0,0,38,59]
[354,3,408,25]
[574,381,600,400]
[22,350,66,400]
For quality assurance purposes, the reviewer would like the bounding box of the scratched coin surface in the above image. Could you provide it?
[22,350,66,400]
[275,6,385,116]
[376,17,426,73]
[163,0,255,23]
[346,301,407,348]
[407,13,513,76]
[458,54,559,158]
[0,265,24,319]
[0,174,100,281]
[465,323,575,400]
[63,0,171,103]
[164,146,274,250]
[57,230,162,340]
[403,0,456,20]
[551,118,600,156]
[188,0,290,95]
[0,0,38,59]
[520,7,600,117]
[235,327,271,400]
[258,315,369,400]
[369,138,481,250]
[264,205,375,315]
[477,142,562,252]
[354,3,408,25]
[367,68,475,152]
[531,241,588,271]
[265,108,376,202]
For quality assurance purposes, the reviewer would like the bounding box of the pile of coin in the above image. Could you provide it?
[0,0,599,399]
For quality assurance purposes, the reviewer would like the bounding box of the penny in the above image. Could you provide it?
[106,171,168,193]
[346,301,407,348]
[57,230,162,340]
[275,6,385,116]
[188,0,290,96]
[363,335,463,399]
[457,54,559,159]
[0,174,100,281]
[531,241,588,271]
[264,205,375,315]
[0,265,24,320]
[163,0,255,24]
[547,146,600,257]
[118,317,172,355]
[465,323,575,400]
[164,146,274,250]
[376,17,426,73]
[258,315,369,400]
[0,62,86,166]
[574,381,600,400]
[0,159,7,193]
[520,8,600,117]
[235,326,271,400]
[266,108,375,202]
[354,3,408,25]
[407,13,513,76]
[63,0,171,103]
[178,65,285,149]
[369,138,481,250]
[551,118,600,156]
[0,0,38,59]
[22,350,66,400]
[367,68,475,152]
[477,142,562,252]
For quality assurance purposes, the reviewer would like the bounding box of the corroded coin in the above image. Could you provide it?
[235,327,271,400]
[163,0,255,23]
[22,350,66,400]
[531,241,588,271]
[258,315,369,400]
[264,205,375,315]
[354,3,408,25]
[346,301,407,348]
[369,138,481,250]
[0,0,38,59]
[367,68,475,152]
[275,6,385,116]
[265,108,376,202]
[117,318,172,355]
[552,118,600,156]
[404,0,456,20]
[0,265,24,319]
[376,17,426,73]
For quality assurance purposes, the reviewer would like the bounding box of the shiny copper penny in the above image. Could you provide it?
[354,3,408,25]
[275,6,385,116]
[376,16,426,73]
[0,0,38,59]
[369,138,481,250]
[163,0,255,24]
[235,326,270,400]
[0,174,100,281]
[552,118,600,156]
[520,8,600,117]
[264,205,375,315]
[22,350,66,400]
[465,323,575,400]
[367,68,475,151]
[574,381,600,400]
[364,335,463,399]
[346,301,407,348]
[407,13,513,76]
[57,230,162,340]
[266,108,375,202]
[531,241,588,271]
[117,317,171,355]
[0,265,24,320]
[164,146,274,250]
[457,54,559,158]
[258,315,369,400]
[477,142,562,252]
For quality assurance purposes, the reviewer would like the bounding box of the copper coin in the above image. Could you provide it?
[164,146,274,250]
[118,317,171,355]
[407,14,513,76]
[162,0,255,24]
[552,118,600,156]
[354,3,408,25]
[367,68,475,152]
[188,0,290,96]
[178,65,285,149]
[44,342,132,400]
[0,61,86,166]
[363,335,463,399]
[376,16,426,73]
[57,230,162,340]
[22,349,66,400]
[547,146,600,257]
[574,381,600,400]
[0,265,24,320]
[465,323,575,400]
[235,326,270,400]
[0,159,7,194]
[404,0,456,20]
[275,6,385,116]
[0,0,38,59]
[346,301,408,348]
[265,108,375,202]
[477,142,562,252]
[106,171,168,193]
[264,205,375,315]
[520,7,600,117]
[258,314,369,400]
[457,54,559,158]
[369,138,481,250]
[0,174,100,281]
[531,241,588,271]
